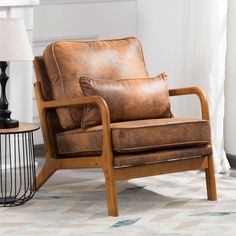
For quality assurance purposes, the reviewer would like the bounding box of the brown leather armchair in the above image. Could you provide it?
[33,37,217,217]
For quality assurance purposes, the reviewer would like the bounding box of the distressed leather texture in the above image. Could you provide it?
[114,145,212,167]
[56,118,211,155]
[80,74,172,129]
[43,37,148,129]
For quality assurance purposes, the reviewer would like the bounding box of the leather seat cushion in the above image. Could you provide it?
[114,145,212,167]
[43,37,148,129]
[56,118,211,155]
[79,74,172,129]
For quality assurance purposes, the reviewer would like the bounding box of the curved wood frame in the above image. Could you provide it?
[34,82,217,217]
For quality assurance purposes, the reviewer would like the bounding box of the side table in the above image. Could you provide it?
[0,122,40,206]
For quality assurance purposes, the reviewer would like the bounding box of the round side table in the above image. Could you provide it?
[0,123,39,206]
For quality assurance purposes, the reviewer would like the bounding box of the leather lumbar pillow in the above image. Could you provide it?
[80,73,172,129]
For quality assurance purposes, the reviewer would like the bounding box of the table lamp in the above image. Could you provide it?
[0,18,33,128]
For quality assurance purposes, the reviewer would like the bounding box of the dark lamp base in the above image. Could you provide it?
[0,119,19,129]
[0,61,19,129]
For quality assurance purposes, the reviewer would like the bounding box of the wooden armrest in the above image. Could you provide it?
[35,81,109,121]
[169,87,210,120]
[34,81,112,164]
[44,96,110,123]
[35,81,110,128]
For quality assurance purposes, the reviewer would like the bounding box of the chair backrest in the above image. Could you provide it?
[34,56,53,101]
[34,37,149,131]
[34,56,64,155]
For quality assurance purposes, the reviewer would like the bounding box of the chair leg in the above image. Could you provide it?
[35,160,57,191]
[104,172,118,217]
[205,155,217,200]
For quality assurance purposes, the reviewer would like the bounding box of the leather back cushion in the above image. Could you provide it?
[80,73,172,129]
[43,37,148,129]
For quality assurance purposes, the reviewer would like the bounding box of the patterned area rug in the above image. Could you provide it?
[0,169,236,236]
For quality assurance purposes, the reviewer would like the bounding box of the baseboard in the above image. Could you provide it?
[226,154,236,168]
[34,144,45,157]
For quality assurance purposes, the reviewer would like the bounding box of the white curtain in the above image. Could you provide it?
[185,0,230,172]
[137,0,230,172]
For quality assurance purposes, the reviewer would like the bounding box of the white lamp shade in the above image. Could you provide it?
[0,18,33,61]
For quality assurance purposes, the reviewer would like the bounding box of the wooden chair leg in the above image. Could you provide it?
[104,172,118,217]
[205,155,217,200]
[35,160,57,191]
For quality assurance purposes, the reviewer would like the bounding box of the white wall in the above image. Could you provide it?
[33,0,137,144]
[137,0,200,118]
[225,0,236,155]
[34,0,137,41]
[137,0,187,80]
